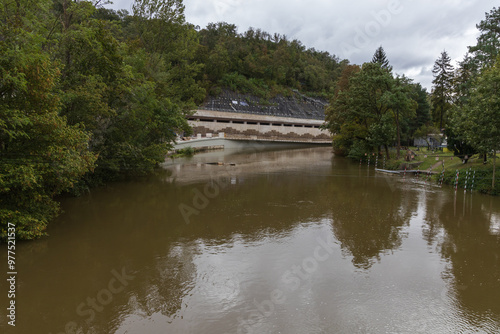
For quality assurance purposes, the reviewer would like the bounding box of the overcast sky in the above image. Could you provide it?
[107,0,498,91]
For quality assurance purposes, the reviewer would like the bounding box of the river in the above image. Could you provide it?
[1,145,500,334]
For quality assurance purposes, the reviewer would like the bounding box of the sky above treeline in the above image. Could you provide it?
[107,0,498,91]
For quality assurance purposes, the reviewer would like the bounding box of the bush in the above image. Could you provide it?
[170,147,195,159]
[385,159,405,170]
[178,147,195,156]
[442,168,499,195]
[347,140,371,161]
[220,72,270,98]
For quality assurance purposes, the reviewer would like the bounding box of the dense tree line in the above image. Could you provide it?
[441,6,500,188]
[195,22,345,97]
[325,5,500,191]
[324,47,429,160]
[1,0,202,239]
[0,0,346,239]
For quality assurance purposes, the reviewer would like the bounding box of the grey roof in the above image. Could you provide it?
[200,89,328,120]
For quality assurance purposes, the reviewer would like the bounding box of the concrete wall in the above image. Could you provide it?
[173,138,324,151]
[191,109,324,125]
[187,109,331,142]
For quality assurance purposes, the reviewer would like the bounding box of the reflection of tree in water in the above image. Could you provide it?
[420,192,449,247]
[425,193,500,320]
[327,175,415,269]
[57,157,337,332]
[124,242,198,318]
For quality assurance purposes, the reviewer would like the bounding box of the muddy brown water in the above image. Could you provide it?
[1,146,500,334]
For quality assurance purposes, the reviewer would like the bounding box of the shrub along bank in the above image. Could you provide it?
[381,148,499,195]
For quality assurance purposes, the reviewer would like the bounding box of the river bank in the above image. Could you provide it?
[380,148,499,195]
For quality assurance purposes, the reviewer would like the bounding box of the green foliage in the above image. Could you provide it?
[409,84,431,135]
[1,0,205,239]
[347,140,371,161]
[452,54,477,107]
[395,83,432,148]
[325,62,415,159]
[52,0,197,181]
[195,24,344,97]
[446,112,477,162]
[382,75,417,158]
[469,6,500,68]
[444,5,500,192]
[371,46,392,71]
[367,112,396,150]
[461,58,500,151]
[458,57,500,188]
[132,0,186,55]
[0,0,348,239]
[7,0,500,240]
[220,72,270,98]
[431,51,454,129]
[441,166,500,195]
[0,1,96,239]
[129,0,206,108]
[171,146,195,158]
[385,158,405,171]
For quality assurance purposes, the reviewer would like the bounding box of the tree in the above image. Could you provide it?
[349,62,397,159]
[447,54,479,163]
[461,56,500,189]
[47,0,200,180]
[132,0,186,55]
[205,41,231,82]
[452,54,478,107]
[445,118,477,164]
[447,7,500,166]
[382,75,417,159]
[325,62,422,160]
[0,0,96,239]
[408,83,431,141]
[366,112,396,158]
[325,62,396,159]
[469,7,500,68]
[371,46,392,71]
[195,20,344,97]
[131,0,205,108]
[56,6,123,141]
[431,51,454,129]
[324,65,361,154]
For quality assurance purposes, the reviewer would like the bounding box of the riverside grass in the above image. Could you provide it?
[382,147,499,195]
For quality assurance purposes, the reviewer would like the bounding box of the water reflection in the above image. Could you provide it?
[327,167,416,269]
[1,147,500,334]
[422,190,500,328]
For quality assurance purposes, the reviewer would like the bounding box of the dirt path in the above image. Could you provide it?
[430,160,444,170]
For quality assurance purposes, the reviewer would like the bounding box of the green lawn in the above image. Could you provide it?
[384,147,499,195]
[409,147,454,170]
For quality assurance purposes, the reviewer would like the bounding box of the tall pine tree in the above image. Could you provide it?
[371,46,392,70]
[431,50,454,130]
[469,6,500,68]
